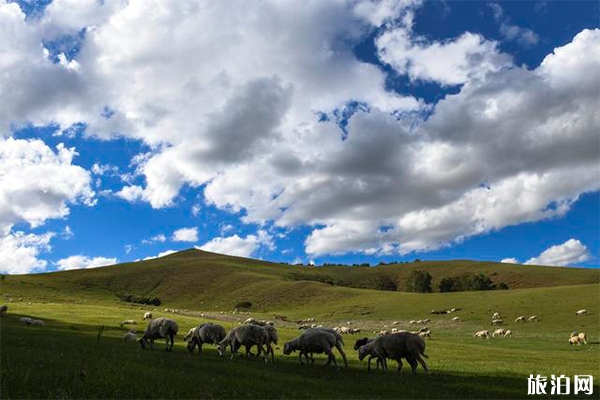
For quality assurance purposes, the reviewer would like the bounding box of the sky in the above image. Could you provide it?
[0,0,599,274]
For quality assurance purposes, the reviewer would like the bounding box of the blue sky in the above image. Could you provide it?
[1,0,598,273]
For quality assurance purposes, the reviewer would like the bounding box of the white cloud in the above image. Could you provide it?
[0,138,94,234]
[198,230,273,257]
[525,239,591,267]
[376,29,512,85]
[142,234,166,245]
[490,3,540,47]
[1,1,598,259]
[141,249,177,261]
[500,258,519,264]
[55,254,118,271]
[172,227,198,243]
[0,231,54,274]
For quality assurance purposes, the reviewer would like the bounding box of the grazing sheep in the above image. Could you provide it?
[421,318,431,323]
[218,324,272,363]
[124,332,137,342]
[0,305,7,316]
[139,317,179,351]
[527,316,538,322]
[353,337,384,371]
[298,324,311,330]
[570,331,587,345]
[491,319,503,326]
[474,330,490,339]
[575,309,587,316]
[143,312,153,320]
[120,320,137,326]
[377,330,390,336]
[187,323,226,354]
[357,332,428,374]
[409,320,418,325]
[418,331,431,339]
[504,330,512,337]
[243,317,258,325]
[451,316,460,322]
[392,321,399,326]
[514,316,526,323]
[492,329,506,337]
[283,329,338,367]
[30,319,45,326]
[492,312,501,320]
[19,317,32,324]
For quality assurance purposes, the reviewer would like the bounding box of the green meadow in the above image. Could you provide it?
[1,249,599,398]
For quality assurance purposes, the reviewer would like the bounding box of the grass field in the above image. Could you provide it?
[1,250,599,398]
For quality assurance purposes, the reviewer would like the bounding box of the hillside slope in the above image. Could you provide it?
[1,249,598,312]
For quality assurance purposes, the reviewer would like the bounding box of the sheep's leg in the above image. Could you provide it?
[266,343,274,363]
[407,357,418,374]
[416,355,429,374]
[198,342,203,354]
[334,343,349,368]
[380,356,388,373]
[396,358,403,373]
[298,352,305,365]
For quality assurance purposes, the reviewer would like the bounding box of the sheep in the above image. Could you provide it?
[283,329,338,367]
[217,324,273,363]
[120,320,137,326]
[124,332,137,342]
[30,319,45,326]
[139,317,179,351]
[451,316,461,322]
[527,316,538,322]
[377,330,390,336]
[491,319,503,326]
[143,312,153,320]
[492,329,506,337]
[409,320,418,325]
[418,331,431,339]
[243,317,257,325]
[575,309,587,316]
[474,330,490,339]
[307,328,348,367]
[0,305,7,316]
[264,325,278,361]
[514,316,526,323]
[353,337,384,371]
[492,312,501,320]
[392,321,399,326]
[187,323,226,355]
[19,317,32,324]
[298,324,311,330]
[570,331,587,345]
[504,330,512,337]
[357,332,428,374]
[421,318,431,323]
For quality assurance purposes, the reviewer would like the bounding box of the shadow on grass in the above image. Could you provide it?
[1,314,598,399]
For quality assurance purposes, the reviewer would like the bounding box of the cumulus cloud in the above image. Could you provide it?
[490,3,540,47]
[0,231,54,274]
[525,239,591,267]
[2,1,598,259]
[141,249,178,261]
[142,234,166,245]
[500,258,519,264]
[55,255,118,271]
[198,230,273,257]
[172,227,198,243]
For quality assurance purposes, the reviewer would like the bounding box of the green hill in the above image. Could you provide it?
[2,249,597,312]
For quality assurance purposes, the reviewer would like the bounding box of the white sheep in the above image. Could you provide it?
[492,312,501,320]
[514,316,526,323]
[0,305,7,316]
[527,315,538,322]
[283,329,338,367]
[124,332,137,342]
[474,330,490,339]
[575,309,587,316]
[570,331,587,345]
[491,319,503,326]
[139,317,179,351]
[183,326,199,342]
[30,319,45,326]
[451,316,461,322]
[357,332,428,374]
[569,335,582,346]
[218,324,272,362]
[188,323,227,355]
[504,330,512,337]
[120,320,137,326]
[492,329,506,337]
[377,330,390,336]
[143,312,153,320]
[419,330,431,339]
[19,317,32,324]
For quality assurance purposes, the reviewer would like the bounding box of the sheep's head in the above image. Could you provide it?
[138,337,148,349]
[186,340,195,353]
[353,337,369,350]
[282,341,295,355]
[357,345,369,361]
[217,340,228,357]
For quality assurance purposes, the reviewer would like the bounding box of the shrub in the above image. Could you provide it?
[405,270,432,293]
[235,301,253,310]
[119,294,161,306]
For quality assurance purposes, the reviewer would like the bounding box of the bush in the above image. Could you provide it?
[235,301,252,310]
[497,282,509,290]
[119,294,161,306]
[438,273,501,292]
[405,270,432,293]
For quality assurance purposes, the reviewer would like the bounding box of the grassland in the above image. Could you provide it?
[1,249,599,399]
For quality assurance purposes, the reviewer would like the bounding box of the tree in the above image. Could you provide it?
[405,270,432,293]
